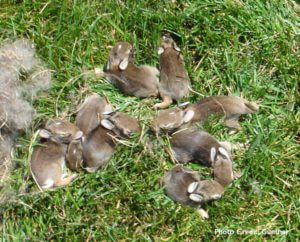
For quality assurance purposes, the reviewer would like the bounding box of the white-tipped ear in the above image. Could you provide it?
[184,169,198,174]
[158,47,164,55]
[102,111,115,115]
[210,147,217,162]
[106,60,111,70]
[119,58,128,70]
[188,182,199,193]
[173,43,181,52]
[178,101,190,107]
[189,194,203,202]
[74,130,83,140]
[101,119,115,130]
[39,129,51,138]
[182,110,194,123]
[218,147,230,160]
[211,194,222,200]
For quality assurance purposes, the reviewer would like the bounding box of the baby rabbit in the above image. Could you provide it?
[66,94,113,172]
[188,147,234,202]
[30,119,83,189]
[152,96,259,134]
[81,111,140,172]
[39,119,83,144]
[66,139,83,172]
[76,94,113,135]
[155,33,190,109]
[151,106,194,135]
[170,129,232,167]
[103,42,159,98]
[211,146,234,187]
[184,96,259,134]
[187,180,225,204]
[162,165,224,207]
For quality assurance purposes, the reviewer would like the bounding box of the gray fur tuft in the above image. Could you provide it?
[0,39,52,187]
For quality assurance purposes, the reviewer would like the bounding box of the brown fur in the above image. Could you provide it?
[81,111,140,172]
[104,42,158,98]
[151,95,259,134]
[186,96,259,132]
[212,147,234,187]
[150,107,193,134]
[76,94,113,135]
[81,126,116,172]
[66,139,83,172]
[155,34,190,109]
[171,129,222,166]
[163,165,225,207]
[162,165,200,206]
[30,120,81,189]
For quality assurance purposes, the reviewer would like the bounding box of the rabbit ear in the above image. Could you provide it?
[188,182,199,193]
[101,119,115,130]
[102,111,115,116]
[189,194,203,202]
[39,129,51,138]
[178,101,190,108]
[119,58,129,70]
[158,47,164,55]
[173,43,181,52]
[106,60,111,70]
[184,169,198,174]
[210,147,217,162]
[218,147,230,160]
[211,194,222,200]
[74,130,83,140]
[182,110,194,123]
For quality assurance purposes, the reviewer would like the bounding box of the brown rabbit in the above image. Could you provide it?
[154,33,190,109]
[76,94,113,135]
[41,119,83,144]
[162,165,224,207]
[185,96,259,134]
[210,146,234,187]
[30,120,83,189]
[103,42,159,98]
[150,106,194,135]
[66,139,83,172]
[151,96,259,134]
[170,129,232,167]
[66,94,113,172]
[82,111,140,172]
[187,180,225,203]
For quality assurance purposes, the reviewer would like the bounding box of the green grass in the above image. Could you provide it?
[0,0,299,240]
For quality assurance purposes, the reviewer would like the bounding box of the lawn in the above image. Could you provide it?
[0,0,299,240]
